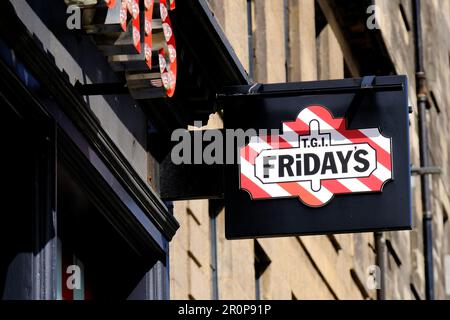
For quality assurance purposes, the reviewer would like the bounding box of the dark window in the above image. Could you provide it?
[410,283,421,300]
[315,0,329,80]
[254,240,271,300]
[247,0,255,80]
[0,56,56,300]
[315,0,328,37]
[0,105,45,299]
[284,0,290,82]
[209,200,222,300]
[399,4,411,32]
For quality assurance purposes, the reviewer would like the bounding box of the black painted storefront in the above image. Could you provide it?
[0,0,248,300]
[0,1,179,300]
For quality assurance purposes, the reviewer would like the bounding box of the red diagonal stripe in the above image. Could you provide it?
[282,120,310,135]
[240,174,271,199]
[357,175,384,191]
[322,180,351,194]
[240,145,259,165]
[264,135,292,149]
[278,182,324,206]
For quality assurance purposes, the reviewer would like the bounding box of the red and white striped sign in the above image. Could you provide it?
[239,105,393,207]
[107,0,177,97]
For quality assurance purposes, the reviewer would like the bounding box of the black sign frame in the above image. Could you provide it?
[222,76,411,239]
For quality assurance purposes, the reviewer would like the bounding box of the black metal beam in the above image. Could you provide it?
[74,81,129,95]
[217,76,404,102]
[411,166,441,176]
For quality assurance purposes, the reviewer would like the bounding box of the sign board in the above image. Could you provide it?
[224,76,411,239]
[81,0,177,98]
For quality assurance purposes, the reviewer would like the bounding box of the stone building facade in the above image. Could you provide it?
[169,0,450,300]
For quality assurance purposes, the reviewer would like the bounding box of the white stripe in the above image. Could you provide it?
[281,124,300,147]
[297,181,334,204]
[374,161,391,177]
[247,136,274,153]
[372,164,392,182]
[337,178,372,192]
[359,128,391,153]
[240,158,291,197]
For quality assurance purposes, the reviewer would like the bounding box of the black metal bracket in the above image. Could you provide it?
[345,75,376,126]
[74,80,129,96]
[247,82,262,95]
[411,166,442,176]
[360,75,376,89]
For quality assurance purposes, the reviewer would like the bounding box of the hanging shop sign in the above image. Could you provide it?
[223,76,411,239]
[80,0,177,98]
